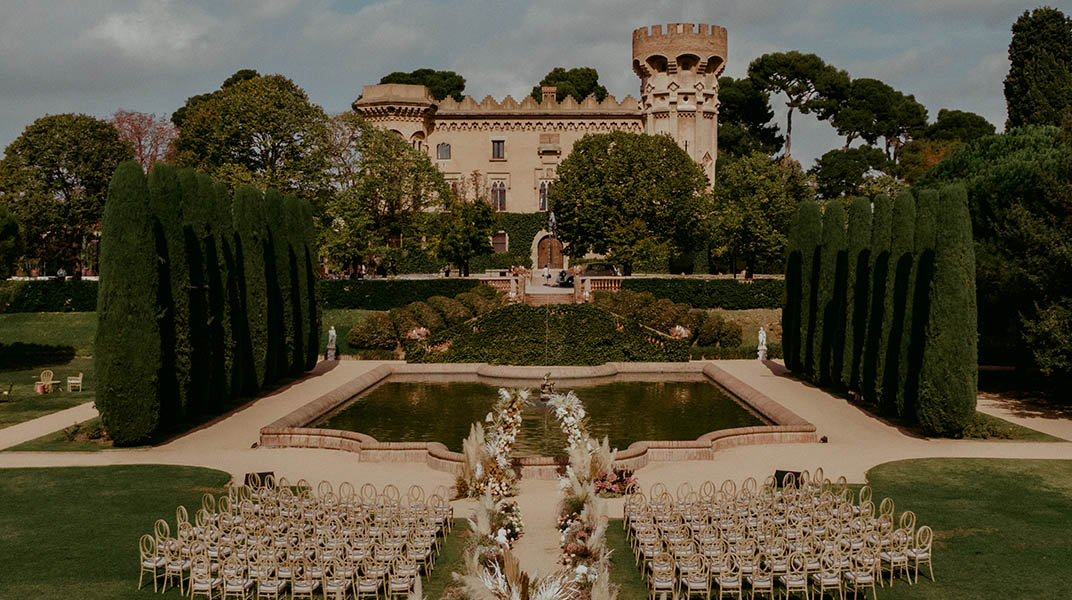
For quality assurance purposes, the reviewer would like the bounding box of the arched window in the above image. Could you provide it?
[539,182,548,211]
[489,182,506,211]
[437,143,451,160]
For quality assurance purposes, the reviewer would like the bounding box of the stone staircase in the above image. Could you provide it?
[525,292,575,306]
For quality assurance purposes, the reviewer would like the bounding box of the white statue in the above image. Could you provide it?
[326,325,337,361]
[757,327,768,361]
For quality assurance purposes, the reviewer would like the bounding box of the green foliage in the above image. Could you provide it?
[877,192,915,413]
[1022,300,1072,375]
[925,109,996,142]
[1004,7,1072,128]
[455,291,499,317]
[747,51,850,156]
[782,211,803,371]
[840,197,872,389]
[389,307,421,341]
[710,152,811,274]
[896,139,964,183]
[860,194,892,403]
[0,113,134,271]
[432,172,496,276]
[0,204,21,278]
[917,185,977,435]
[407,303,689,365]
[427,295,472,326]
[407,301,446,332]
[901,189,937,419]
[811,146,892,199]
[591,289,656,318]
[620,278,784,309]
[177,169,211,416]
[470,213,546,271]
[815,201,848,385]
[716,76,783,158]
[690,343,782,360]
[696,313,744,347]
[0,280,98,312]
[549,131,708,274]
[233,185,269,390]
[95,162,161,445]
[0,342,75,370]
[635,298,690,333]
[345,312,397,351]
[796,201,823,376]
[318,278,480,310]
[263,189,291,380]
[530,67,608,103]
[831,77,900,147]
[380,68,466,101]
[173,74,329,193]
[172,69,259,128]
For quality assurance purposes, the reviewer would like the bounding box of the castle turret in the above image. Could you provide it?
[632,23,727,182]
[352,83,437,152]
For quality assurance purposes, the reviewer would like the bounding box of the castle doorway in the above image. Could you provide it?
[536,236,564,270]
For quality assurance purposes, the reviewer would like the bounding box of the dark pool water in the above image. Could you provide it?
[317,380,764,456]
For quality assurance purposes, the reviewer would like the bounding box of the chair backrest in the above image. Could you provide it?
[786,551,806,575]
[140,533,156,560]
[915,526,933,552]
[202,493,216,514]
[699,480,716,501]
[176,505,189,526]
[899,510,916,533]
[879,497,895,518]
[317,480,334,498]
[154,519,170,546]
[857,485,872,506]
[720,479,737,497]
[40,369,53,382]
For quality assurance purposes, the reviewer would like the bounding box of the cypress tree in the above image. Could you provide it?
[816,202,847,385]
[841,197,872,390]
[901,188,937,419]
[265,189,293,381]
[96,162,162,445]
[284,195,307,376]
[262,189,285,383]
[147,164,188,423]
[797,201,823,379]
[178,169,211,416]
[860,194,892,403]
[782,211,803,371]
[233,185,269,390]
[917,184,977,435]
[300,199,321,369]
[218,183,251,397]
[878,192,916,414]
[198,174,230,410]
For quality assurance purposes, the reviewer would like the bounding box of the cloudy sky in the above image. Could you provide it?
[0,0,1051,167]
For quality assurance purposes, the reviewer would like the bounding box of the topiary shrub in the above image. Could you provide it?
[696,313,744,347]
[472,283,499,300]
[591,289,656,318]
[637,298,690,333]
[346,312,397,350]
[390,307,422,340]
[407,301,446,332]
[682,309,708,341]
[456,291,495,316]
[427,295,472,326]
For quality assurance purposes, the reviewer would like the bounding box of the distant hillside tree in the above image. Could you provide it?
[530,67,608,103]
[1004,7,1072,128]
[716,76,783,158]
[110,110,177,171]
[380,69,466,101]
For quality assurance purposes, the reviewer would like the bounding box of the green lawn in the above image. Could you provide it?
[320,308,379,356]
[610,458,1072,599]
[0,356,94,428]
[0,465,231,599]
[5,415,111,452]
[0,311,98,355]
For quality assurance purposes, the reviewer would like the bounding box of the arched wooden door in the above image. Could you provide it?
[536,236,564,269]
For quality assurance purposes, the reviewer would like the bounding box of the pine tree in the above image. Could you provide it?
[917,184,977,435]
[96,162,162,445]
[841,196,872,390]
[233,185,269,391]
[815,201,847,385]
[878,192,916,413]
[901,188,937,418]
[861,194,892,403]
[782,211,803,371]
[797,201,823,379]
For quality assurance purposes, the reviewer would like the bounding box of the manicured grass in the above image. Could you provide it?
[320,308,379,356]
[5,416,112,452]
[963,411,1064,442]
[607,518,650,599]
[0,356,94,428]
[711,307,782,344]
[0,465,231,600]
[0,311,98,355]
[423,519,470,598]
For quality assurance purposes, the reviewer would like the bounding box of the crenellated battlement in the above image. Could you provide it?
[632,22,726,41]
[632,22,727,77]
[437,92,639,114]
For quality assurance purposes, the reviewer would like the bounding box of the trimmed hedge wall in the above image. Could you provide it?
[0,342,76,370]
[690,343,782,360]
[619,278,784,309]
[406,303,689,365]
[319,278,481,310]
[0,280,98,313]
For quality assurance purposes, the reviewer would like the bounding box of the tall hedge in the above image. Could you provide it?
[860,194,892,403]
[878,192,916,413]
[796,201,823,377]
[0,280,98,312]
[917,184,977,435]
[782,211,803,371]
[283,195,307,376]
[300,198,320,370]
[262,189,289,382]
[198,175,231,411]
[178,169,211,416]
[901,189,937,418]
[147,164,188,422]
[217,183,249,399]
[233,185,269,390]
[841,197,872,389]
[96,162,162,445]
[815,202,847,384]
[620,277,784,309]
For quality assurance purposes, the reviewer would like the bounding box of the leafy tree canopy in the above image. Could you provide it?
[171,69,260,128]
[0,204,22,278]
[709,151,811,275]
[173,73,329,193]
[1004,6,1072,128]
[925,109,996,142]
[530,67,608,103]
[748,51,850,156]
[111,109,176,171]
[431,171,497,277]
[831,78,899,148]
[379,68,466,101]
[548,131,708,274]
[810,145,892,199]
[0,113,133,272]
[717,76,783,158]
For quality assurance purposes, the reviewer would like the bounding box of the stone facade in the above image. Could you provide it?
[352,22,727,218]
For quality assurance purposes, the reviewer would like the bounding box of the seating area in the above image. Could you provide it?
[624,469,934,599]
[138,476,456,599]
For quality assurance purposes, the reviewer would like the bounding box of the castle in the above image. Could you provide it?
[353,23,727,269]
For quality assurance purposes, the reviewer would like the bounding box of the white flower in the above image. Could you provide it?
[485,412,494,422]
[495,528,509,545]
[574,565,588,576]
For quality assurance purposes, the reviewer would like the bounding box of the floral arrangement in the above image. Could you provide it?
[548,391,591,453]
[669,325,690,339]
[406,326,431,341]
[492,499,525,547]
[456,389,528,499]
[593,468,637,498]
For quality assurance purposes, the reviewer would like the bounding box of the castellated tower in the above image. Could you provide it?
[632,23,727,182]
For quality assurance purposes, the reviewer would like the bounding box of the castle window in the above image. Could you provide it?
[387,233,402,249]
[539,182,548,211]
[491,231,508,253]
[491,140,505,160]
[437,143,451,160]
[490,181,506,211]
